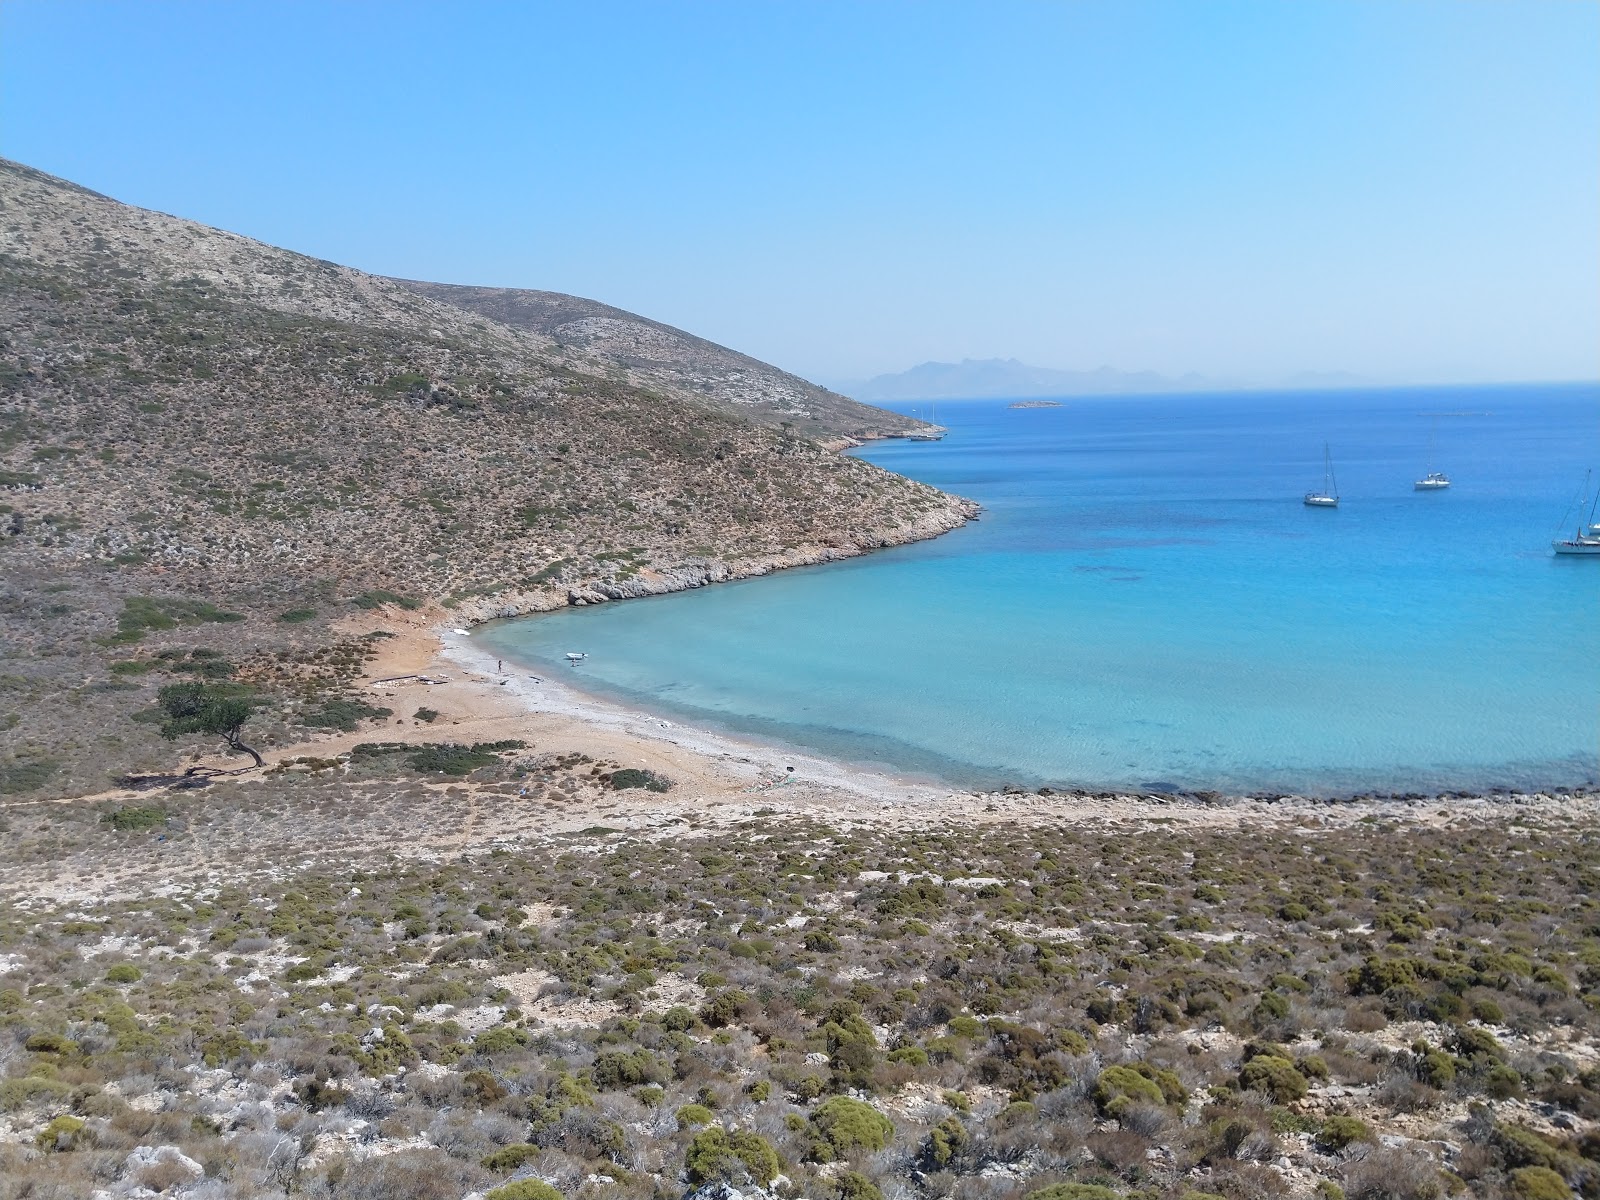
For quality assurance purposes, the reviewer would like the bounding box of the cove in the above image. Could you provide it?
[476,383,1600,796]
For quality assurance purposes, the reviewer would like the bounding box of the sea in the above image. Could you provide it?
[476,383,1600,796]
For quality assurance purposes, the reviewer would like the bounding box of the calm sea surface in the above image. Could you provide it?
[478,384,1600,795]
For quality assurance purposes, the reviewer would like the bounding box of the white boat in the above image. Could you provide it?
[1552,472,1600,556]
[565,652,588,663]
[1304,444,1339,507]
[1414,422,1450,490]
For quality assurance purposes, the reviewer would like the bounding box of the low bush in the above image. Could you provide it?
[684,1127,780,1187]
[1510,1167,1572,1200]
[350,589,420,610]
[607,767,672,792]
[1240,1055,1310,1103]
[808,1096,895,1159]
[102,805,167,831]
[1318,1116,1373,1152]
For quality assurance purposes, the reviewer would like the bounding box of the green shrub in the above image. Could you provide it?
[34,1114,84,1151]
[997,1100,1038,1126]
[388,740,525,775]
[947,1015,983,1038]
[1025,1186,1122,1200]
[103,805,168,831]
[24,1032,78,1055]
[473,1027,531,1056]
[1318,1115,1373,1151]
[922,1115,969,1169]
[591,1049,666,1088]
[104,963,141,984]
[1347,956,1419,996]
[699,989,749,1028]
[1416,1048,1455,1089]
[835,1171,885,1200]
[1239,1055,1310,1103]
[105,595,243,644]
[1485,1064,1524,1099]
[414,707,440,723]
[480,1142,540,1172]
[1510,1168,1572,1200]
[676,1103,715,1129]
[607,767,672,792]
[808,1096,894,1159]
[0,1076,71,1112]
[1451,1025,1505,1062]
[1093,1064,1170,1116]
[350,589,419,611]
[1251,991,1290,1027]
[485,1179,562,1200]
[684,1127,780,1186]
[299,697,392,731]
[277,608,317,623]
[0,758,59,795]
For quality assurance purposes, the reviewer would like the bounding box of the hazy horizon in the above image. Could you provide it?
[3,1,1595,388]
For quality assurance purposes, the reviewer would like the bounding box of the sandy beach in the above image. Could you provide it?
[312,607,1594,838]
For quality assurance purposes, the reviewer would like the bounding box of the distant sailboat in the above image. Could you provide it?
[1552,471,1600,556]
[1415,419,1450,490]
[1304,444,1339,508]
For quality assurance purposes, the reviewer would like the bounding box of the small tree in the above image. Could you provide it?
[156,682,263,767]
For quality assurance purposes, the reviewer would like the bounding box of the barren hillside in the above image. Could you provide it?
[397,280,924,446]
[0,158,973,796]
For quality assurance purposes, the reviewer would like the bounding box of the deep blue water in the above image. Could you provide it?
[478,384,1600,795]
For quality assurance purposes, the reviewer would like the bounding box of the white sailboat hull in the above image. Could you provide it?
[1414,478,1450,490]
[1304,494,1338,507]
[1553,538,1600,556]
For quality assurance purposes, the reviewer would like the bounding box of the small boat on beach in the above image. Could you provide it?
[1304,444,1339,507]
[1552,472,1600,556]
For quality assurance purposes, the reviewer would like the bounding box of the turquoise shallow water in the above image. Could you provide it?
[478,383,1600,795]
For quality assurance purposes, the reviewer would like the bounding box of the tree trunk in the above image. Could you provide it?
[226,733,264,768]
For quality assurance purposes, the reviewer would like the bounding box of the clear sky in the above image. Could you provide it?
[3,1,1596,387]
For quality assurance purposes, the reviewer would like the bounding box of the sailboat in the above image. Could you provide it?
[1414,420,1450,490]
[1552,471,1600,556]
[1304,444,1339,508]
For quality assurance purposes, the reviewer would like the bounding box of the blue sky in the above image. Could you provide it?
[3,1,1595,386]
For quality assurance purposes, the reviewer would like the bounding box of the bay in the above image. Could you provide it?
[477,383,1600,795]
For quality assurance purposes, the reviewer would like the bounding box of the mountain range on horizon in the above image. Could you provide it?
[837,358,1373,401]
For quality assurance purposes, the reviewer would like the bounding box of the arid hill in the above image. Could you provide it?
[397,280,914,446]
[0,158,973,796]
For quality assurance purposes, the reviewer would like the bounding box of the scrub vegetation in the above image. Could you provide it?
[0,795,1596,1199]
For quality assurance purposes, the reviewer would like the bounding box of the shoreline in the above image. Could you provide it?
[419,617,1593,825]
[447,618,1598,810]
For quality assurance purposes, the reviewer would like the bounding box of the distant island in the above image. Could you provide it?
[1008,399,1063,409]
[841,357,1374,401]
[847,358,1217,400]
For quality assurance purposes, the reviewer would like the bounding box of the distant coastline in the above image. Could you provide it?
[1008,399,1063,409]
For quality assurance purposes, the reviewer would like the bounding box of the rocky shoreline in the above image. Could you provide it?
[451,493,981,624]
